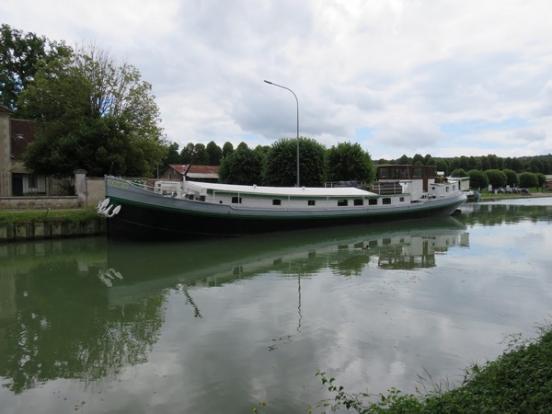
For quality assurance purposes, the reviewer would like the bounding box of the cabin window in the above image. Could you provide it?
[273,199,282,206]
[337,199,348,207]
[354,199,363,206]
[446,187,449,192]
[186,194,194,200]
[308,200,316,206]
[369,198,378,205]
[232,196,242,204]
[399,197,404,202]
[197,195,206,202]
[383,197,391,205]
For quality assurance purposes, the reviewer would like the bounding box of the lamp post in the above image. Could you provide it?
[264,80,300,187]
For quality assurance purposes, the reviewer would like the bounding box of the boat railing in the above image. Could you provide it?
[370,181,403,195]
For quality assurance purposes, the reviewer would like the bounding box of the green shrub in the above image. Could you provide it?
[485,169,507,189]
[502,169,518,187]
[450,168,467,177]
[468,170,489,190]
[519,172,538,188]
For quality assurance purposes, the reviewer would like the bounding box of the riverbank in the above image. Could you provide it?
[318,326,552,413]
[0,208,105,242]
[479,192,552,202]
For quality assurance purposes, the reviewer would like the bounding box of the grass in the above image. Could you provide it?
[479,189,551,201]
[0,207,100,225]
[315,326,552,413]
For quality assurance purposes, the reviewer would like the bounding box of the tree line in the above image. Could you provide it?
[385,153,552,175]
[164,139,374,187]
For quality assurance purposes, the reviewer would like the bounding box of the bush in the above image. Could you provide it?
[519,172,538,188]
[468,170,489,190]
[502,169,518,187]
[485,169,507,189]
[450,168,467,177]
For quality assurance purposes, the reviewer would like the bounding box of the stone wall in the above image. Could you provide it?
[86,178,106,207]
[0,196,80,209]
[0,218,105,242]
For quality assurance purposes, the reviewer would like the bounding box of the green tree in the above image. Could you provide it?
[180,143,195,164]
[435,159,449,175]
[222,141,234,158]
[0,24,72,112]
[412,153,424,166]
[219,146,263,185]
[160,142,181,171]
[326,142,373,182]
[485,169,507,189]
[237,141,249,151]
[536,173,546,189]
[20,46,164,177]
[502,169,518,187]
[519,172,538,188]
[206,141,222,165]
[468,170,489,190]
[397,154,410,165]
[193,143,208,164]
[450,168,467,177]
[264,138,326,187]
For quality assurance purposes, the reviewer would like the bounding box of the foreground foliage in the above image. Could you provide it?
[316,327,552,413]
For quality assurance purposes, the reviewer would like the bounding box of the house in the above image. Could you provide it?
[162,164,220,183]
[0,105,56,196]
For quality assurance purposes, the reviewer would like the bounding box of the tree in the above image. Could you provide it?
[237,141,249,151]
[468,170,489,190]
[485,169,507,189]
[397,154,410,165]
[222,141,234,158]
[193,143,208,164]
[160,142,181,171]
[412,153,424,166]
[0,24,72,112]
[502,169,518,187]
[326,142,373,182]
[264,138,326,186]
[180,143,195,164]
[435,159,449,175]
[206,141,222,165]
[219,146,263,185]
[536,173,546,189]
[20,46,165,177]
[519,172,538,188]
[450,168,467,177]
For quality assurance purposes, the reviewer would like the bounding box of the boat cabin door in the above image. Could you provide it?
[423,176,428,192]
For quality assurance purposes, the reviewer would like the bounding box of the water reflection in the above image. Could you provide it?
[0,218,468,395]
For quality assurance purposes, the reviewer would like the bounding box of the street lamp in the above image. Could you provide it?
[264,80,300,187]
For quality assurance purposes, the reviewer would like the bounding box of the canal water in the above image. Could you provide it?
[1,199,551,413]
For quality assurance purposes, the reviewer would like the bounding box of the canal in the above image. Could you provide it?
[1,199,551,413]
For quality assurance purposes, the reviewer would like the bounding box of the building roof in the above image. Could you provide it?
[169,164,220,175]
[10,119,35,159]
[185,181,376,197]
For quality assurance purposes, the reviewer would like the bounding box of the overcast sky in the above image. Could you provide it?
[2,0,552,159]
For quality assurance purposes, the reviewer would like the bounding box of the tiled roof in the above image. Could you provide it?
[169,164,220,175]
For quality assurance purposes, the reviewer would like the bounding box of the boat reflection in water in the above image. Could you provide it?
[0,217,468,395]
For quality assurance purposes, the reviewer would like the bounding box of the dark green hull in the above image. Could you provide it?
[107,196,465,240]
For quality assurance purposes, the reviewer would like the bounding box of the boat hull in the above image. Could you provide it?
[105,179,466,240]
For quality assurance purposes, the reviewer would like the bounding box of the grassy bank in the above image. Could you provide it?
[479,191,552,201]
[316,327,552,413]
[0,208,99,225]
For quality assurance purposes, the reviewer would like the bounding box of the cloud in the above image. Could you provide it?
[2,0,552,157]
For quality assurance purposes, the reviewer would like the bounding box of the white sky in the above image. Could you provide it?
[2,0,552,159]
